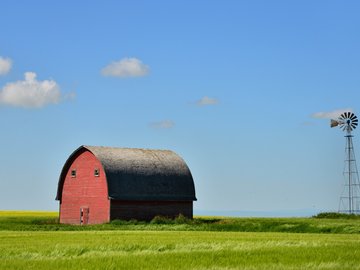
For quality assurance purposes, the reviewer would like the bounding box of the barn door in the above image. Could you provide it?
[80,207,89,225]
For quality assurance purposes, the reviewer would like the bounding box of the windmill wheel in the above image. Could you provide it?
[339,112,358,131]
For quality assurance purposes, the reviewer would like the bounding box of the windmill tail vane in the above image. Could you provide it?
[331,119,340,128]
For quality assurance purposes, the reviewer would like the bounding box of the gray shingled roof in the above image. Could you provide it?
[56,145,197,201]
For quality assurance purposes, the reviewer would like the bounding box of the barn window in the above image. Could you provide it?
[71,169,76,178]
[94,169,100,177]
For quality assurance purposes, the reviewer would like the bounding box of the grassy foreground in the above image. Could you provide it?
[1,230,360,270]
[1,211,360,270]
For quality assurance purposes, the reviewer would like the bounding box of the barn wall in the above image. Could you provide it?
[60,149,110,224]
[110,200,193,221]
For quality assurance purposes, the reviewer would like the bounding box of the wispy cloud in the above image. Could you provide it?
[101,57,149,77]
[0,56,12,75]
[0,72,72,108]
[196,96,219,106]
[149,120,175,129]
[311,108,353,119]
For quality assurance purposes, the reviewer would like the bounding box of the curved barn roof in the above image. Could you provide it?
[56,145,196,201]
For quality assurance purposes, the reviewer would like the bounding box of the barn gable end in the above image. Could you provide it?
[57,148,110,224]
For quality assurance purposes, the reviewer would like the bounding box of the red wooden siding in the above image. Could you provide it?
[59,149,110,224]
[110,200,193,221]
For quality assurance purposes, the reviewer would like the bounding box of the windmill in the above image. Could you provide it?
[331,112,360,214]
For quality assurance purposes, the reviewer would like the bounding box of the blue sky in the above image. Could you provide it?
[1,1,360,216]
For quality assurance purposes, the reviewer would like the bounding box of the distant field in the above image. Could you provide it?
[0,211,58,217]
[1,211,360,270]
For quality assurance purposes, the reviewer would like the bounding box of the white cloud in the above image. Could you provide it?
[0,72,62,108]
[149,120,175,129]
[0,57,12,75]
[196,96,219,106]
[311,108,353,119]
[101,57,149,77]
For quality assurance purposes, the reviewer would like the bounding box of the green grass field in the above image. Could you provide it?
[1,211,360,270]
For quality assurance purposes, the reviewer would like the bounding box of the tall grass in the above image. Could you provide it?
[1,211,360,234]
[1,230,360,270]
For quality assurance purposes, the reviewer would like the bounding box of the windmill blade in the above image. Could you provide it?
[340,113,346,120]
[345,112,348,118]
[350,113,356,120]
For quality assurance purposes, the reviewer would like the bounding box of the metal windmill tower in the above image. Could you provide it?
[331,112,360,214]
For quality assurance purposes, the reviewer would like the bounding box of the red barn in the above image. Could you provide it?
[56,145,197,225]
